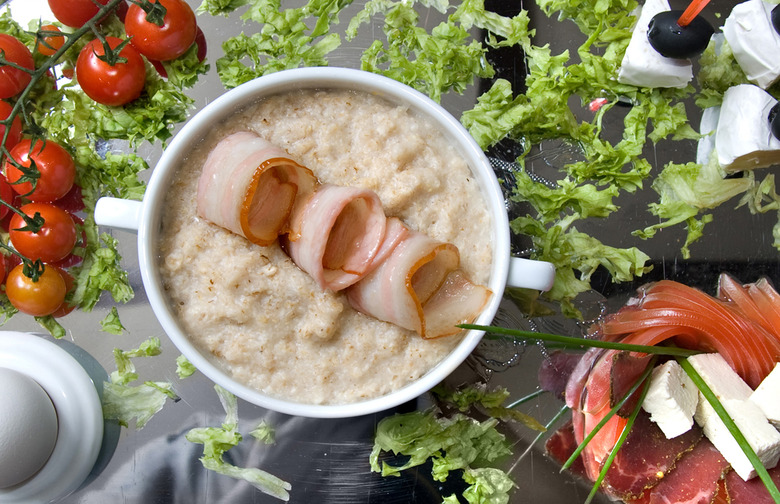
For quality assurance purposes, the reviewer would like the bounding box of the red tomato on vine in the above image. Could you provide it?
[47,0,112,28]
[124,0,197,62]
[6,138,76,202]
[9,203,77,263]
[0,34,35,99]
[76,37,146,107]
[5,263,67,317]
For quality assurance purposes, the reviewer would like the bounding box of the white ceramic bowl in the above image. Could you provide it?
[95,67,554,418]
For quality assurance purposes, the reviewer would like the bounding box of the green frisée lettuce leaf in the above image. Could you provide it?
[102,338,178,429]
[349,0,494,102]
[176,354,198,379]
[370,409,514,503]
[198,0,250,16]
[214,0,347,88]
[186,385,291,501]
[250,420,276,444]
[634,160,753,258]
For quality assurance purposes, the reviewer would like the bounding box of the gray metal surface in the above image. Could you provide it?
[2,0,774,502]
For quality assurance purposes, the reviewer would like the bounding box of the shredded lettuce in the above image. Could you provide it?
[370,409,513,503]
[250,420,276,444]
[213,0,348,87]
[176,354,198,379]
[102,338,178,429]
[186,385,291,501]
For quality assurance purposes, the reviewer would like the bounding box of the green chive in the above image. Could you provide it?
[459,324,702,357]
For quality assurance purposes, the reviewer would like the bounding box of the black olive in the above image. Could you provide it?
[773,4,780,36]
[769,102,780,141]
[647,10,715,59]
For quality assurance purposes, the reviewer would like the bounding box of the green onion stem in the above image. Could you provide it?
[515,404,570,465]
[676,357,780,504]
[561,356,658,472]
[585,366,654,504]
[507,388,547,409]
[460,324,702,357]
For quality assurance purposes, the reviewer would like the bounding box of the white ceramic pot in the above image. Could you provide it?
[95,67,555,418]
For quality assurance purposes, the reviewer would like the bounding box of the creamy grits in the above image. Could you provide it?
[158,89,493,405]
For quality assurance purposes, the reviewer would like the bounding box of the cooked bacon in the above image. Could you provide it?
[345,223,491,339]
[284,184,387,291]
[196,131,317,246]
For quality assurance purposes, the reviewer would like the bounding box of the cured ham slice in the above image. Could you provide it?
[196,131,317,246]
[346,223,492,339]
[284,184,387,291]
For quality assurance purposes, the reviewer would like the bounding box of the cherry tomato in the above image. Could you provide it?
[0,255,6,285]
[0,34,35,99]
[52,214,86,269]
[6,139,76,202]
[50,266,75,318]
[9,203,77,263]
[76,37,146,107]
[0,174,15,221]
[35,25,66,57]
[5,263,66,316]
[124,0,197,62]
[47,0,111,28]
[150,25,206,78]
[0,101,22,150]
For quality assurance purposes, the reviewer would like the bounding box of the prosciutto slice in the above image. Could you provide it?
[196,131,317,246]
[346,223,492,339]
[285,184,387,291]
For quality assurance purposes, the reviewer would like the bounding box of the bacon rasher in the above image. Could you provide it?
[196,131,317,246]
[284,184,387,291]
[346,222,492,339]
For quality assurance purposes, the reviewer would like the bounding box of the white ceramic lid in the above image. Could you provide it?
[0,331,104,503]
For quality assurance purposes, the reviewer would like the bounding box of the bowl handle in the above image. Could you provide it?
[94,197,142,233]
[507,257,556,292]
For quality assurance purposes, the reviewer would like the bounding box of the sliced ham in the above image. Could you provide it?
[196,131,317,246]
[603,413,702,501]
[284,184,387,291]
[632,439,729,504]
[345,223,492,339]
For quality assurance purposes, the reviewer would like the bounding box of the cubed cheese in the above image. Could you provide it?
[688,353,780,481]
[751,363,780,427]
[617,0,693,88]
[696,105,720,166]
[723,0,780,89]
[714,84,780,172]
[642,360,699,438]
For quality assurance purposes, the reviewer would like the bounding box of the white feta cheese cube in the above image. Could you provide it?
[714,84,780,172]
[723,0,780,89]
[688,353,754,400]
[617,0,693,88]
[642,360,699,438]
[751,363,780,427]
[695,397,780,481]
[688,353,780,481]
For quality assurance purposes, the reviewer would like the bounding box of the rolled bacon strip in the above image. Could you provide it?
[346,223,492,339]
[196,131,317,246]
[284,184,387,291]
